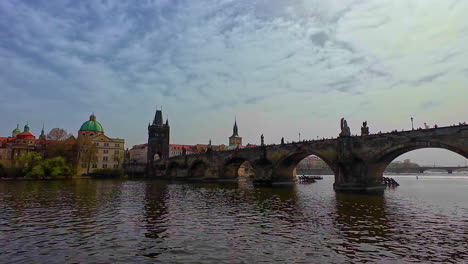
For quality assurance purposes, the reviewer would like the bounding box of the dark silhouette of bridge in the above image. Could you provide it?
[149,124,468,194]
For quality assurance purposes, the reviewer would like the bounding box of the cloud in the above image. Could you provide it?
[414,72,446,86]
[0,0,467,166]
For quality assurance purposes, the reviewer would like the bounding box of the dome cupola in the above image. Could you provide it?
[79,114,104,137]
[12,124,22,137]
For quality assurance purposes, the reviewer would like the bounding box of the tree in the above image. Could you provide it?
[18,152,42,168]
[18,152,42,175]
[74,137,98,175]
[25,157,72,179]
[47,128,73,141]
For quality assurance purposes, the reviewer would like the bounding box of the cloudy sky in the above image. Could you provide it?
[1,0,467,165]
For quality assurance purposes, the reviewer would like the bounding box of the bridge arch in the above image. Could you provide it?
[221,157,251,180]
[189,160,208,179]
[373,141,468,176]
[272,150,335,182]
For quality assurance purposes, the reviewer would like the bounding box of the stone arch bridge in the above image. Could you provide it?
[149,125,468,193]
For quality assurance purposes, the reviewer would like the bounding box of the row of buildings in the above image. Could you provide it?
[129,109,256,164]
[2,109,324,176]
[131,109,323,171]
[0,114,125,175]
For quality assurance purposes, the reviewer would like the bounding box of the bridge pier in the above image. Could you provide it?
[333,138,386,194]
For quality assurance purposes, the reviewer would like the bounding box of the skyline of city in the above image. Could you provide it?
[1,1,467,166]
[2,112,467,167]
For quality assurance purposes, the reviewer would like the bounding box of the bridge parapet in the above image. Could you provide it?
[150,124,468,194]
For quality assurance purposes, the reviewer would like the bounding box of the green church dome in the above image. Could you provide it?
[12,124,21,134]
[79,114,104,133]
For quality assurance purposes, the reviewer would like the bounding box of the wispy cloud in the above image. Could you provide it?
[0,0,467,155]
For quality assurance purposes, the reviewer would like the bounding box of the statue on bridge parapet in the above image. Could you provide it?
[339,118,351,137]
[361,121,370,136]
[182,147,186,156]
[261,134,265,146]
[281,137,285,145]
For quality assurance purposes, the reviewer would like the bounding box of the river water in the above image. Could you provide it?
[0,174,467,263]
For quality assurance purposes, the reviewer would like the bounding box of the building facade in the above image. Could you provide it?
[128,144,148,164]
[0,124,42,168]
[77,114,125,175]
[296,155,324,170]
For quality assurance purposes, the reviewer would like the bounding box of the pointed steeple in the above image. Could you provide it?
[232,118,239,137]
[165,117,169,126]
[39,123,46,140]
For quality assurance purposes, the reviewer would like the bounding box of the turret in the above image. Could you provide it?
[12,124,22,137]
[39,124,46,140]
[24,123,30,132]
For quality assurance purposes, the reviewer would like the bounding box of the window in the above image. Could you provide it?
[95,142,99,146]
[103,156,108,161]
[81,163,87,168]
[103,149,109,154]
[92,164,97,168]
[0,155,2,160]
[113,156,119,161]
[114,150,119,154]
[115,144,120,147]
[102,164,107,168]
[104,143,109,147]
[113,164,118,168]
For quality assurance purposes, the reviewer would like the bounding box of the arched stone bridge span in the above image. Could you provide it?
[149,125,468,193]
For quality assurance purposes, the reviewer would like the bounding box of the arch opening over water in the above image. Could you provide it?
[378,147,468,176]
[272,151,335,182]
[222,158,255,182]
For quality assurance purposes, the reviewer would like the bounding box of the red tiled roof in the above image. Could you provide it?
[16,132,35,139]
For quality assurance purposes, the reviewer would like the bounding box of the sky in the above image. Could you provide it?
[1,0,467,166]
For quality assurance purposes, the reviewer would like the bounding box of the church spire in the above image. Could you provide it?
[232,118,239,137]
[39,123,46,140]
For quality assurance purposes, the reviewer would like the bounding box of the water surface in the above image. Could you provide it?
[0,174,466,263]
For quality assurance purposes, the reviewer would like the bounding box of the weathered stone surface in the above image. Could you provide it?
[149,125,468,194]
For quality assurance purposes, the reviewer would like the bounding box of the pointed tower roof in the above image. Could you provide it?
[153,109,163,126]
[232,118,239,137]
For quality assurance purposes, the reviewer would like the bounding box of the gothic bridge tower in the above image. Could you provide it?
[148,109,170,167]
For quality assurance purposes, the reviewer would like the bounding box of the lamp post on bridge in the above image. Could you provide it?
[299,132,301,141]
[411,117,414,130]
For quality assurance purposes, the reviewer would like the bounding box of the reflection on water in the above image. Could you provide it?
[0,175,467,263]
